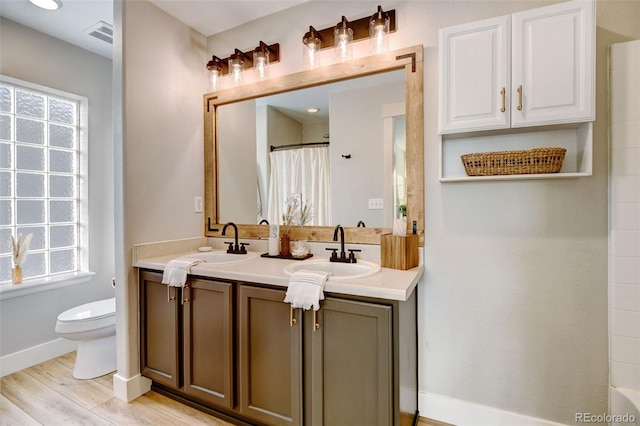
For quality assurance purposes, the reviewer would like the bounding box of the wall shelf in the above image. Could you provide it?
[439,122,593,182]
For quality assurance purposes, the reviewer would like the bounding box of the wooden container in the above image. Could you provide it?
[381,234,419,270]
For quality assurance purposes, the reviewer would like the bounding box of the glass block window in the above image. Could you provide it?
[0,77,86,284]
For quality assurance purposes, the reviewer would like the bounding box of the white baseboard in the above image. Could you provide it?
[0,338,78,377]
[419,391,567,426]
[113,373,151,402]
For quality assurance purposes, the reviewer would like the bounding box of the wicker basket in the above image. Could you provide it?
[461,147,566,176]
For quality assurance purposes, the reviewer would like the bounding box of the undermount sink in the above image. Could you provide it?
[179,251,258,265]
[283,258,381,281]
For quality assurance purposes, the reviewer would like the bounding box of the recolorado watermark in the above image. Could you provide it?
[576,413,636,423]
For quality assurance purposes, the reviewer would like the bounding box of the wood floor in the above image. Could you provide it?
[1,352,447,426]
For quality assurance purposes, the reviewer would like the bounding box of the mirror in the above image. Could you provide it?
[216,70,406,228]
[204,45,424,245]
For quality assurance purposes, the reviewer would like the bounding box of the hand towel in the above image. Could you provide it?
[284,270,332,311]
[162,259,205,287]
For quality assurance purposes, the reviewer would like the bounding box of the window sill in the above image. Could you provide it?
[0,272,95,301]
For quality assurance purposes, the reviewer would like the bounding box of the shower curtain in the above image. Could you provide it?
[267,146,330,226]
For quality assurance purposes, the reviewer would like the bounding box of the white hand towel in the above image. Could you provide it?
[162,259,205,287]
[284,270,332,311]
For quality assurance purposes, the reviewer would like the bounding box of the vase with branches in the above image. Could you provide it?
[10,233,32,284]
[280,196,313,257]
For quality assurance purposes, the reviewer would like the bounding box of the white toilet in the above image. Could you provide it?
[55,297,116,379]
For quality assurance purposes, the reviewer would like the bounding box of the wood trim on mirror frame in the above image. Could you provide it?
[203,44,424,246]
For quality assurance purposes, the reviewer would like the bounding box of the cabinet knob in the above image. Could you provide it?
[517,85,523,111]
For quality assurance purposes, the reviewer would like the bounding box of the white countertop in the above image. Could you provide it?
[135,249,423,302]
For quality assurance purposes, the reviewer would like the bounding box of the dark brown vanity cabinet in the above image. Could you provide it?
[238,285,303,426]
[304,297,393,426]
[140,271,417,426]
[139,271,234,409]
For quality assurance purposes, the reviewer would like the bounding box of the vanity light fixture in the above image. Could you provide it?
[253,41,275,81]
[303,26,322,70]
[369,5,390,53]
[334,16,353,62]
[206,55,227,91]
[228,49,249,86]
[205,41,280,90]
[302,5,395,62]
[28,0,62,10]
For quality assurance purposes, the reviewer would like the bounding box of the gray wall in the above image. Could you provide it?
[205,1,640,424]
[0,18,115,356]
[116,0,208,380]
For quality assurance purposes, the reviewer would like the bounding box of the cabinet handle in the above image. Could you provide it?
[517,85,523,111]
[313,309,320,331]
[181,284,190,305]
[500,87,506,113]
[289,305,297,326]
[167,285,175,303]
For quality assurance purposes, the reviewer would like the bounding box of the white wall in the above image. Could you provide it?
[0,18,114,361]
[206,1,640,424]
[218,100,258,224]
[330,81,404,228]
[609,39,640,394]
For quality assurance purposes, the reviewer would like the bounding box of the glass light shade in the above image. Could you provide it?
[369,13,390,53]
[253,50,269,81]
[208,68,222,91]
[228,55,245,86]
[303,32,321,70]
[206,56,225,91]
[334,25,353,62]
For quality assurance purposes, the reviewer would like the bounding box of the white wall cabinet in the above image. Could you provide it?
[439,0,594,133]
[439,15,511,134]
[438,0,595,181]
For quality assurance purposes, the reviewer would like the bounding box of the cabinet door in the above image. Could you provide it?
[439,15,510,133]
[140,271,180,389]
[511,0,594,127]
[238,285,302,426]
[183,278,234,408]
[308,297,392,426]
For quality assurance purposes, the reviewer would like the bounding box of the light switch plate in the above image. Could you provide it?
[368,198,383,210]
[194,196,203,213]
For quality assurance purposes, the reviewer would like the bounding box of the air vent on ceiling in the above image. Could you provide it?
[85,21,113,45]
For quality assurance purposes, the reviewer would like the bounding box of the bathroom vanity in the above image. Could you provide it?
[135,246,422,426]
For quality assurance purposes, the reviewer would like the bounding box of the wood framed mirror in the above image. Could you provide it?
[204,45,423,245]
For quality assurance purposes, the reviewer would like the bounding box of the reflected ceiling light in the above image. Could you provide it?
[29,0,62,10]
[307,108,320,113]
[303,26,322,70]
[334,16,353,62]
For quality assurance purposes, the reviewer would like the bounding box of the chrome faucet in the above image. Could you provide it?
[326,224,360,263]
[222,222,248,254]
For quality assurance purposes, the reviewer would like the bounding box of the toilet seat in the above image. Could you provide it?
[55,298,115,335]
